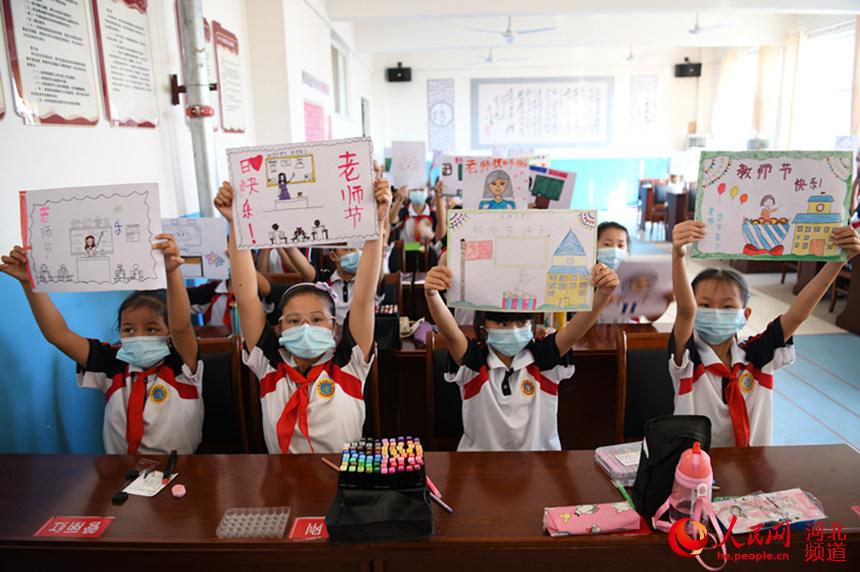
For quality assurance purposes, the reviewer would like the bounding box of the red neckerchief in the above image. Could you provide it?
[405,205,433,241]
[275,360,332,453]
[705,361,751,447]
[203,292,235,329]
[125,364,164,454]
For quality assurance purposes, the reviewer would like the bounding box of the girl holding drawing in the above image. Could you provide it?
[0,235,203,455]
[214,174,391,454]
[423,262,619,451]
[390,179,447,246]
[478,170,516,210]
[669,220,860,447]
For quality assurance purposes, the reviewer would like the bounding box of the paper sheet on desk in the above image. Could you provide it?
[123,471,178,497]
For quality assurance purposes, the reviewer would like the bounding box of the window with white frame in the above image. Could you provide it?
[331,42,349,116]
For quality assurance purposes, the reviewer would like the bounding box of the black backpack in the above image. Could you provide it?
[632,415,712,518]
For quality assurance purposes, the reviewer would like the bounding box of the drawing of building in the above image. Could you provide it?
[790,194,841,257]
[545,229,590,307]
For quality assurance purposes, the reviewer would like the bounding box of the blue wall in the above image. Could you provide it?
[0,277,129,453]
[552,158,669,209]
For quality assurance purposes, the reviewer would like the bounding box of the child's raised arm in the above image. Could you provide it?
[282,247,316,282]
[424,265,468,364]
[555,264,619,355]
[671,220,706,364]
[781,226,860,339]
[215,181,267,349]
[153,234,198,373]
[1,246,90,366]
[433,179,447,242]
[348,177,392,361]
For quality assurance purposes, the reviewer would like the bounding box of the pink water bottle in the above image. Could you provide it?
[667,441,713,524]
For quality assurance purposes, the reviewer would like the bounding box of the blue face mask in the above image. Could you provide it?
[339,251,361,275]
[409,190,428,205]
[279,324,336,359]
[486,324,533,357]
[596,247,628,270]
[694,308,747,345]
[117,336,171,368]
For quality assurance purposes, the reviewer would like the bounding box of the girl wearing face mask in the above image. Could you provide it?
[216,176,391,454]
[390,180,447,246]
[0,235,203,455]
[595,221,673,323]
[670,220,860,448]
[424,262,619,451]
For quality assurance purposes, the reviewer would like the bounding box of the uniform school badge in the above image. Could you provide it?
[149,384,169,403]
[737,370,755,394]
[521,379,536,397]
[316,378,336,399]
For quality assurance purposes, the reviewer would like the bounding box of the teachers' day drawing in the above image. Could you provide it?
[598,256,672,324]
[20,184,166,293]
[162,217,228,280]
[389,140,427,189]
[447,209,597,312]
[693,151,853,261]
[227,137,379,250]
[529,165,576,209]
[459,156,531,210]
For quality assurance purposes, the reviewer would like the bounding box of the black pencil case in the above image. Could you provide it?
[325,486,433,544]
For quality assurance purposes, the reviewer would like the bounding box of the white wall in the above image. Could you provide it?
[0,0,258,248]
[370,47,720,159]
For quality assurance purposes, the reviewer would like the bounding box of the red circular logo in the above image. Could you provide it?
[668,518,709,558]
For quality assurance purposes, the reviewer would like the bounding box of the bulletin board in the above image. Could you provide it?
[471,77,613,148]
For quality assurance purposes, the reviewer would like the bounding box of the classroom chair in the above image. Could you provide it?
[644,185,669,240]
[828,264,852,313]
[424,332,464,451]
[615,329,675,441]
[194,324,232,338]
[780,261,798,284]
[380,272,404,311]
[242,353,382,453]
[637,178,662,231]
[389,241,407,274]
[197,335,249,453]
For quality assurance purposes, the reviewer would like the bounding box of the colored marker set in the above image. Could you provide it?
[338,437,425,490]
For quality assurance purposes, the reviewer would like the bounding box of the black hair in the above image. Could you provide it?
[691,268,750,305]
[278,283,336,317]
[760,194,776,206]
[597,221,631,252]
[117,290,168,331]
[473,311,536,344]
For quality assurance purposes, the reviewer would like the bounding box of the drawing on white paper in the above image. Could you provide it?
[390,141,427,189]
[693,151,853,261]
[529,165,576,209]
[21,184,165,293]
[460,156,531,210]
[227,137,378,250]
[162,217,228,280]
[447,209,597,312]
[599,256,672,323]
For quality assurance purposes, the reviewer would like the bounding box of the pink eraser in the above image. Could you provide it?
[171,484,187,498]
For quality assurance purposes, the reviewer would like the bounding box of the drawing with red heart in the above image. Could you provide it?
[247,155,263,172]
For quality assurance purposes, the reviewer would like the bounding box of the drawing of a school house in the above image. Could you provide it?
[790,194,841,257]
[545,229,590,307]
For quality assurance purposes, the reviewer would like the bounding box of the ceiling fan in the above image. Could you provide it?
[476,47,528,65]
[467,16,557,45]
[689,12,732,35]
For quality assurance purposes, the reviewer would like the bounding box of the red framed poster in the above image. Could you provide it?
[212,20,244,133]
[91,0,157,128]
[174,1,218,131]
[1,0,100,125]
[304,99,325,141]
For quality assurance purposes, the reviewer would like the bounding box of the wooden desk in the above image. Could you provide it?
[377,324,666,449]
[665,191,688,239]
[2,447,858,571]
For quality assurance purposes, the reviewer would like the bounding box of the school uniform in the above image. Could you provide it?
[189,280,234,328]
[396,203,436,243]
[314,267,384,326]
[445,333,575,451]
[77,340,204,455]
[243,324,374,454]
[668,317,796,448]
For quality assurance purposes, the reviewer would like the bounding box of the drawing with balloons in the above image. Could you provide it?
[692,150,854,262]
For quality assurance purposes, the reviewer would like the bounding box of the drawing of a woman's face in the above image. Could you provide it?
[278,173,287,184]
[489,177,508,197]
[85,236,95,248]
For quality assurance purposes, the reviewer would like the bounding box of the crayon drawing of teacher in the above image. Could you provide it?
[478,170,516,210]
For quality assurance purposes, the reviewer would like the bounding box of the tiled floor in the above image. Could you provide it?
[604,208,859,450]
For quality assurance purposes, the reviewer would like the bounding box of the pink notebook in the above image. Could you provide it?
[544,502,641,536]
